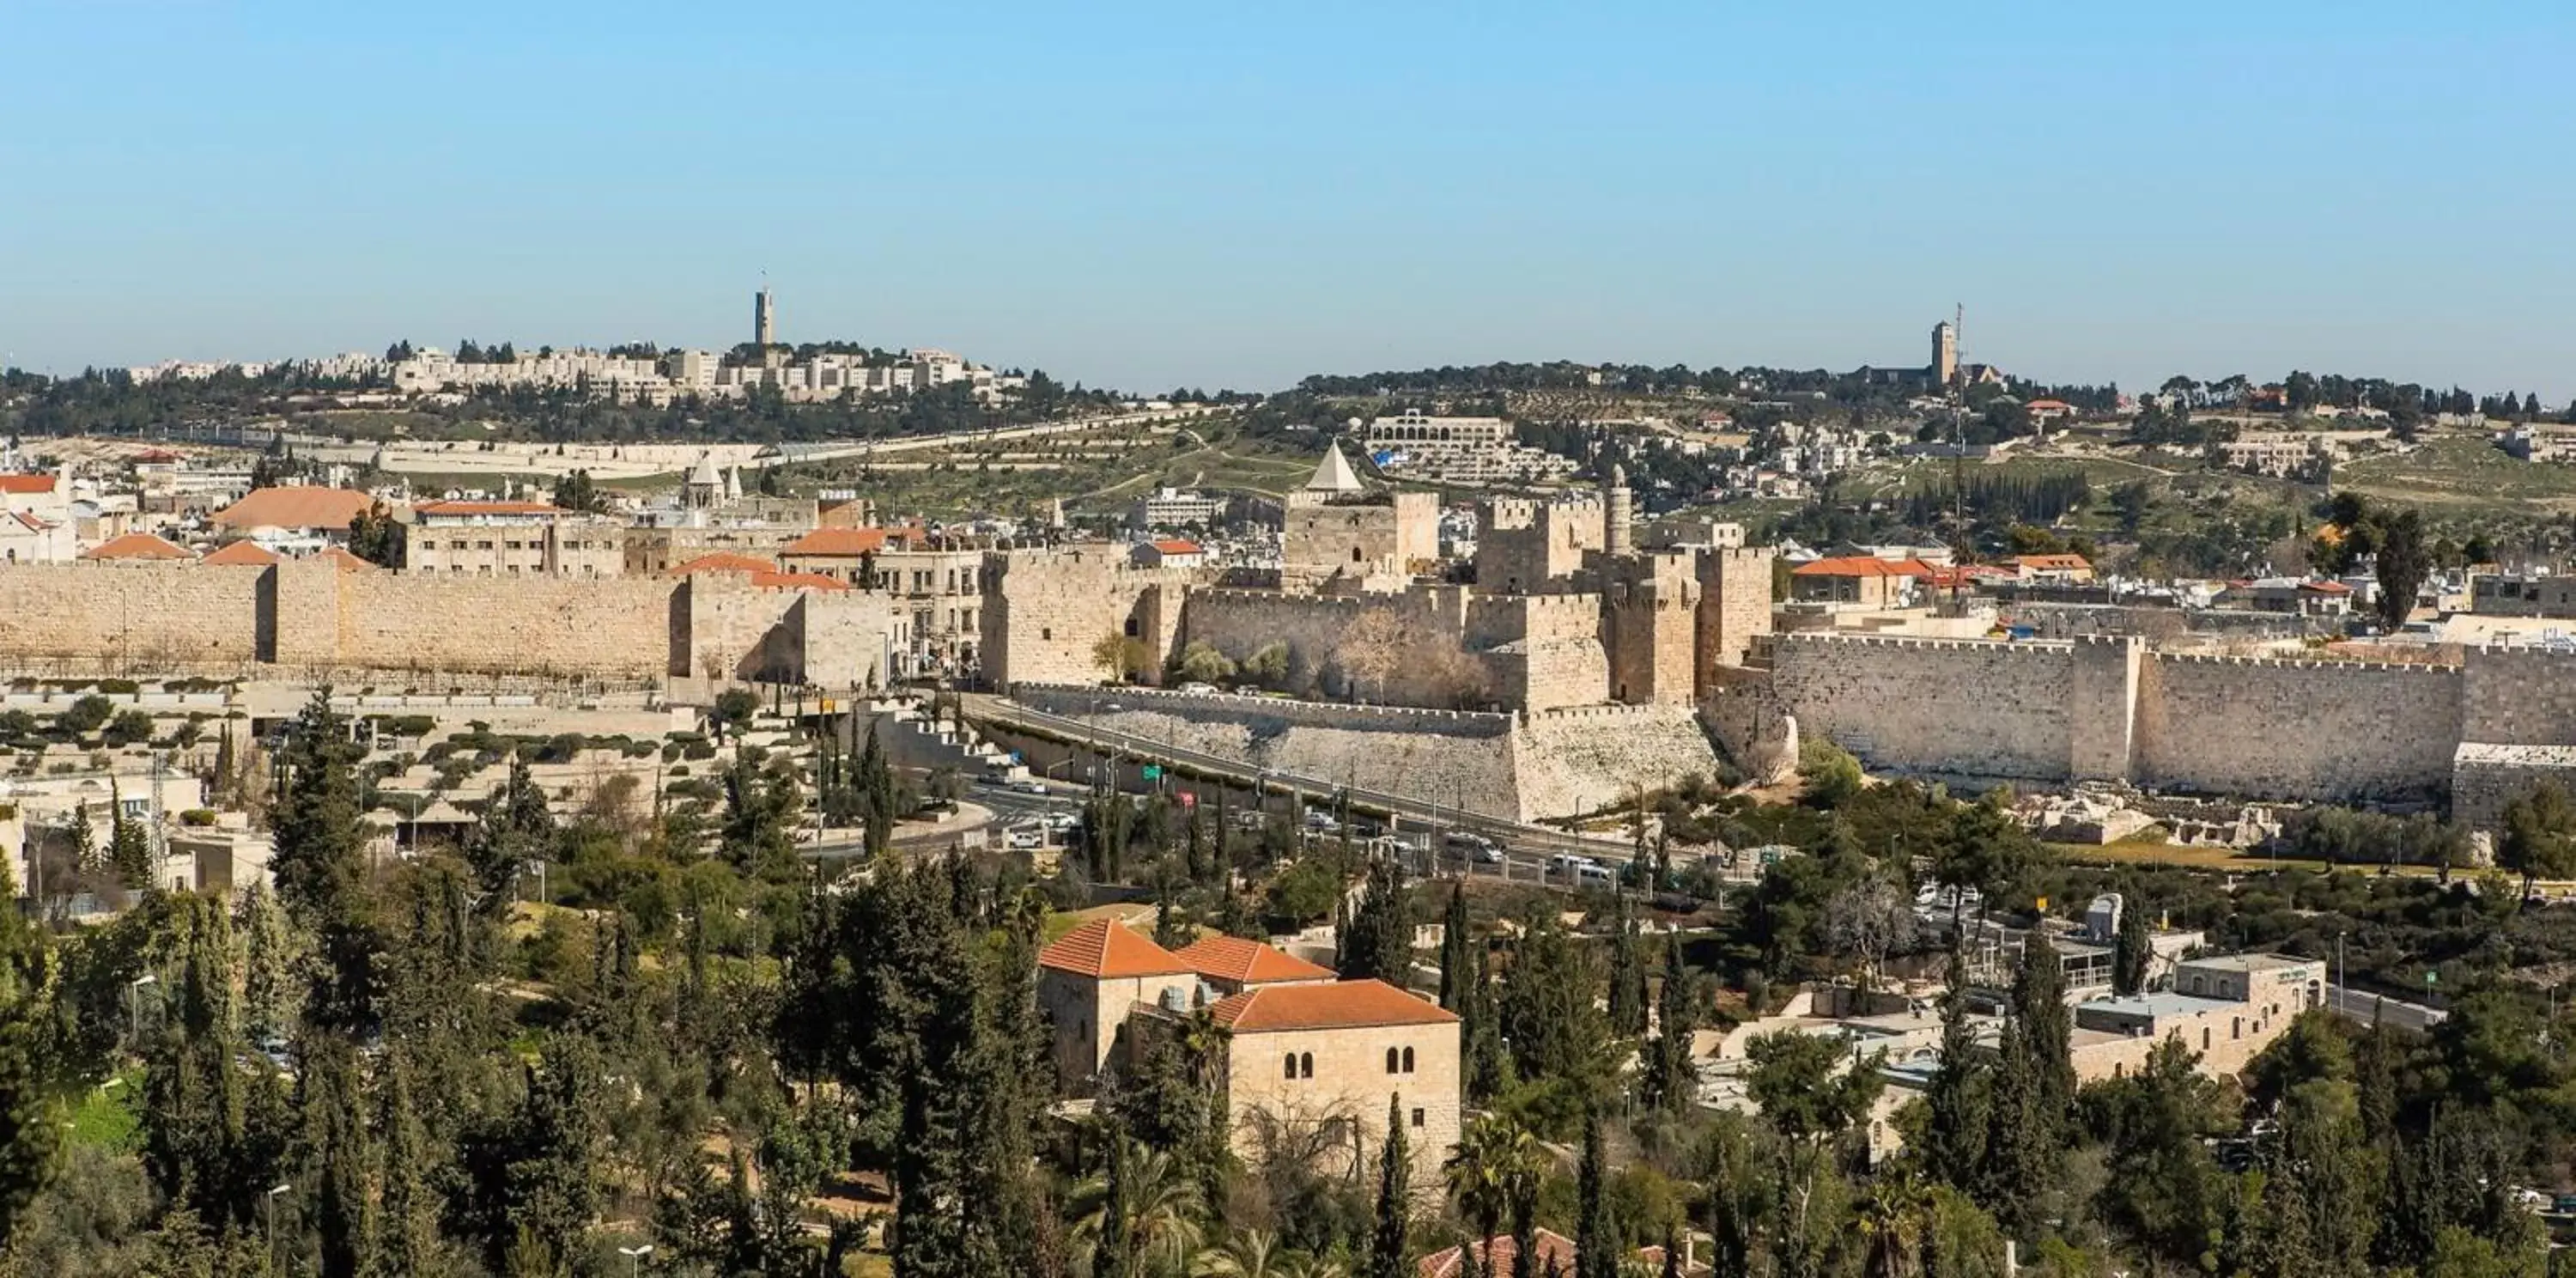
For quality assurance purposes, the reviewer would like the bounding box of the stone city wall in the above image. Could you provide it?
[2134,653,2461,800]
[0,560,883,686]
[2459,646,2576,746]
[980,549,1193,687]
[1014,685,1718,822]
[1762,631,2576,806]
[1769,634,2081,781]
[2451,744,2576,831]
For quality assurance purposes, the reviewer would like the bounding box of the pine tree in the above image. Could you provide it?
[108,777,155,889]
[270,689,378,1032]
[0,857,55,1249]
[1439,880,1472,1013]
[1576,1110,1618,1278]
[1367,1094,1412,1278]
[144,893,252,1229]
[1340,852,1413,988]
[67,800,96,875]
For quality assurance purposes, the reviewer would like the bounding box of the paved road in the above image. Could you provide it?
[963,694,1629,864]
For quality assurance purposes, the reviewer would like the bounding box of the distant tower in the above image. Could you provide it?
[755,286,776,347]
[1931,320,1959,390]
[1605,464,1634,556]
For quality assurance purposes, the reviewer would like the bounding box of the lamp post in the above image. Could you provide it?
[618,1243,654,1277]
[126,973,158,1047]
[264,1182,289,1275]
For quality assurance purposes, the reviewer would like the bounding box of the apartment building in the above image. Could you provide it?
[406,501,623,577]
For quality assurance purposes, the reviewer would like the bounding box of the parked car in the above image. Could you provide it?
[1446,831,1503,863]
[1176,681,1219,695]
[1005,826,1042,850]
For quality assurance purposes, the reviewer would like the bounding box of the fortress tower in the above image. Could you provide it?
[755,286,776,347]
[1605,465,1633,556]
[1932,320,1959,389]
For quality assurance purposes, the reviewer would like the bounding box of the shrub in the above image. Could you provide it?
[179,809,217,827]
[59,695,113,736]
[103,709,155,748]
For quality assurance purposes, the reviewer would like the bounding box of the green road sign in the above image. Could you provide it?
[1141,765,1163,781]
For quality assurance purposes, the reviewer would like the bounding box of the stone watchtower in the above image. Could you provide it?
[1604,466,1633,556]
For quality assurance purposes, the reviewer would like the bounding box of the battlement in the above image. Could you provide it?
[1779,632,2077,656]
[1016,683,1517,734]
[2154,651,2463,676]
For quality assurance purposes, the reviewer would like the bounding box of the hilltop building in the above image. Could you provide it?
[1036,919,1459,1189]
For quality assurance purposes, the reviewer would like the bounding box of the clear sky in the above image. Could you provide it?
[3,1,2570,399]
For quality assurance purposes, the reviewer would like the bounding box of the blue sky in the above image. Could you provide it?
[3,1,2571,399]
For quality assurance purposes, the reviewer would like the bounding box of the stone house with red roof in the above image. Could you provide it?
[1037,917,1461,1188]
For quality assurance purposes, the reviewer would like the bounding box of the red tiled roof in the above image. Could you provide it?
[2301,580,2353,594]
[1208,978,1459,1033]
[82,532,194,561]
[1037,918,1194,979]
[213,486,377,532]
[312,547,376,571]
[0,475,58,495]
[1791,555,1935,579]
[749,569,849,592]
[414,500,564,517]
[3,512,56,533]
[781,526,896,557]
[2010,554,2091,570]
[1421,1232,1704,1278]
[1172,935,1336,986]
[668,551,779,576]
[199,540,281,566]
[1150,539,1203,555]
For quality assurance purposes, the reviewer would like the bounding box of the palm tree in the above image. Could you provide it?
[1073,1137,1208,1278]
[1447,1113,1550,1278]
[1855,1168,1934,1278]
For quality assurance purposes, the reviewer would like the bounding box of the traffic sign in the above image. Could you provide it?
[1142,765,1163,781]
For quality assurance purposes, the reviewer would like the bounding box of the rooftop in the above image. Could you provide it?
[199,540,281,567]
[1792,555,1936,579]
[0,474,58,496]
[2078,991,2230,1020]
[1208,978,1459,1034]
[2181,952,2318,974]
[1171,934,1336,986]
[81,532,194,562]
[413,500,566,518]
[668,551,779,576]
[1036,918,1194,980]
[212,486,376,532]
[1148,539,1203,556]
[781,526,901,557]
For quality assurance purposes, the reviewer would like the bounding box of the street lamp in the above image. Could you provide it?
[264,1183,290,1274]
[619,1243,654,1276]
[126,974,158,1046]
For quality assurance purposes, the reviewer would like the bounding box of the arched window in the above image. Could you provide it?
[1285,1054,1298,1080]
[1299,1052,1314,1079]
[1402,1046,1415,1074]
[1386,1048,1400,1074]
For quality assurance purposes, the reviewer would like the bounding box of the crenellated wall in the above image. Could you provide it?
[1764,631,2540,806]
[0,560,889,686]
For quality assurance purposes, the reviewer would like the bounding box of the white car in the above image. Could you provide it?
[1176,682,1219,695]
[1005,826,1042,850]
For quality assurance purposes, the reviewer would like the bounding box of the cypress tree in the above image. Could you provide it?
[305,1037,373,1278]
[1439,880,1471,1013]
[1576,1110,1618,1278]
[2111,894,2151,996]
[1923,959,1990,1192]
[109,777,155,889]
[1367,1094,1412,1278]
[1607,911,1649,1039]
[0,857,54,1249]
[1645,934,1700,1114]
[376,1054,435,1278]
[1464,945,1513,1104]
[2011,929,2075,1120]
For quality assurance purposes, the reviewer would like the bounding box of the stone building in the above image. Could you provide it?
[407,501,623,578]
[1279,443,1440,587]
[1036,918,1461,1188]
[2069,953,2325,1083]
